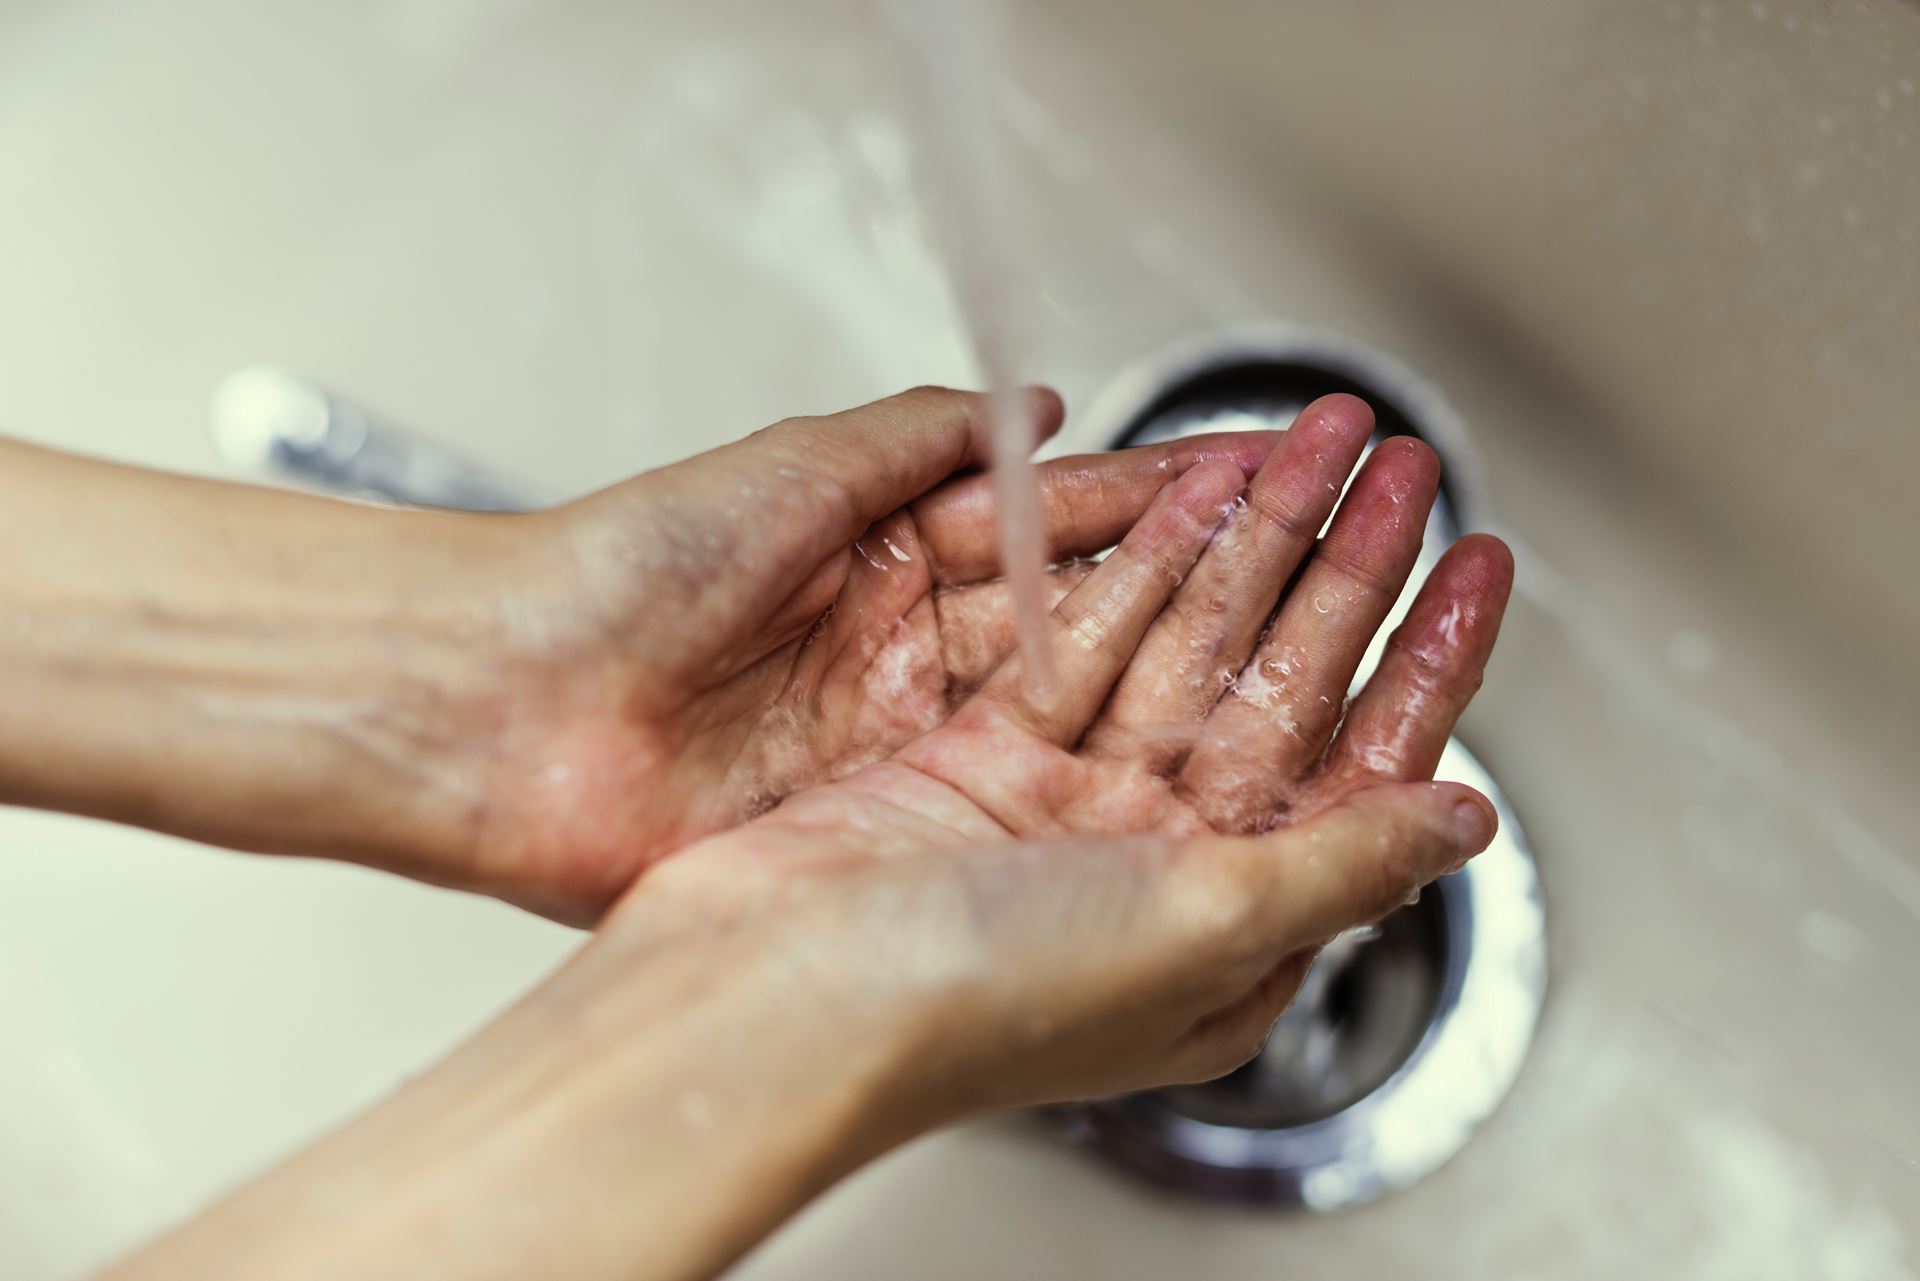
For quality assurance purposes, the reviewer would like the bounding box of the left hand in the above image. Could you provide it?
[454,386,1277,922]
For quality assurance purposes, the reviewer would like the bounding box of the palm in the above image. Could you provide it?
[474,388,1276,923]
[640,394,1512,1107]
[763,394,1510,866]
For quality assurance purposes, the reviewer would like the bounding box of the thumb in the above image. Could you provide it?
[1232,780,1497,946]
[736,384,1064,567]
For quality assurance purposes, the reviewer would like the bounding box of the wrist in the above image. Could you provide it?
[286,504,569,890]
[0,456,544,886]
[117,899,932,1281]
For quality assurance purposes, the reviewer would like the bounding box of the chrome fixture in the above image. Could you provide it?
[210,366,536,512]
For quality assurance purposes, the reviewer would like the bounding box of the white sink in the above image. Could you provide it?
[0,2,1913,1277]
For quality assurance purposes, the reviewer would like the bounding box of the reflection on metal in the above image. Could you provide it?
[210,366,536,512]
[1059,331,1547,1208]
[1073,740,1544,1209]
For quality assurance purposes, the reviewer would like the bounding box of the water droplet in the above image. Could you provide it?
[1312,589,1337,614]
[1230,494,1249,513]
[883,538,912,563]
[1166,569,1184,586]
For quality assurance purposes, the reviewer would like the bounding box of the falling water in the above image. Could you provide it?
[889,0,1059,700]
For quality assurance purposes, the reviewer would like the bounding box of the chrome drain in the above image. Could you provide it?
[1056,329,1548,1209]
[1161,888,1447,1132]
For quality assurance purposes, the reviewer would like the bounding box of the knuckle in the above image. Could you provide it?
[892,384,976,425]
[899,382,962,401]
[1317,545,1404,600]
[1247,486,1318,538]
[1137,538,1193,590]
[1349,843,1407,916]
[761,413,820,442]
[1383,629,1448,677]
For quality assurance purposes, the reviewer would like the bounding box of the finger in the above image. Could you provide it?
[932,564,1099,692]
[752,515,951,671]
[1184,437,1439,821]
[1229,780,1497,945]
[1315,535,1514,786]
[778,509,959,756]
[1092,395,1375,738]
[972,459,1247,744]
[910,430,1283,585]
[726,384,1066,570]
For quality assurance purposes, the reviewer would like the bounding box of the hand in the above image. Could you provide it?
[618,392,1514,1110]
[107,395,1512,1281]
[465,386,1277,922]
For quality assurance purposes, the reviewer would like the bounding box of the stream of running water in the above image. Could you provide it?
[890,0,1058,701]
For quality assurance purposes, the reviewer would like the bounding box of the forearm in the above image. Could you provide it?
[101,914,922,1281]
[0,437,523,883]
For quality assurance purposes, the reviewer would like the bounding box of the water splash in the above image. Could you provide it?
[889,0,1058,701]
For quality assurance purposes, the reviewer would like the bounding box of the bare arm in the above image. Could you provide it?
[97,391,1511,1281]
[96,906,913,1281]
[0,392,1276,920]
[98,788,1494,1281]
[0,435,519,884]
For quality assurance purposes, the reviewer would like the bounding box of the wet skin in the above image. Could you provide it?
[94,388,1514,1281]
[471,386,1288,922]
[613,390,1513,1108]
[480,389,1509,925]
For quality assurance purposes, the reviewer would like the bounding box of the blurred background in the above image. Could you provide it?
[0,2,1916,1277]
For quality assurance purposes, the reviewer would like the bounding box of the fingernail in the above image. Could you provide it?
[1453,801,1495,855]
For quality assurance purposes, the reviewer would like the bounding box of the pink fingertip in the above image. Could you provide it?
[1453,799,1496,855]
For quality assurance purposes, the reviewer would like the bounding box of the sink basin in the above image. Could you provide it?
[0,2,1913,1277]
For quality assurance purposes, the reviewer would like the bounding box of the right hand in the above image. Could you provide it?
[611,393,1514,1115]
